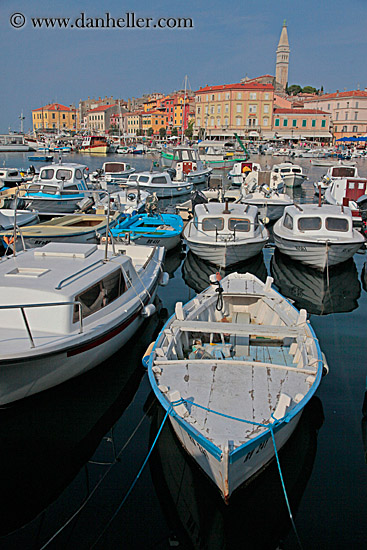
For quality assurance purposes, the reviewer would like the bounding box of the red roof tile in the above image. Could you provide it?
[195,82,274,93]
[87,104,117,113]
[304,90,367,101]
[33,103,72,112]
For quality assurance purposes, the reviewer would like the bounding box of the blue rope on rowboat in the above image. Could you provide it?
[170,397,304,550]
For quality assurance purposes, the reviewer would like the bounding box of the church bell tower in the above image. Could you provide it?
[276,20,290,92]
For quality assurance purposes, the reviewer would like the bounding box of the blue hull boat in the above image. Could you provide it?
[109,212,183,250]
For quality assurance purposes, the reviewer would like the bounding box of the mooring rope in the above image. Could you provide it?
[171,397,303,550]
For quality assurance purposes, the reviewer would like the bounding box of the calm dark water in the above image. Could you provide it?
[1,152,367,549]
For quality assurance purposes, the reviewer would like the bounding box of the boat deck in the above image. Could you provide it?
[157,341,312,449]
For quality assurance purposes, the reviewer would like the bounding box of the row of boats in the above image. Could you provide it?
[1,147,366,509]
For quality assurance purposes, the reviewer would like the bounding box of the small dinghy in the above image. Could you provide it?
[146,272,327,501]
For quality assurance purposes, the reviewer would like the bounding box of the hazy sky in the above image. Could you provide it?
[1,0,366,133]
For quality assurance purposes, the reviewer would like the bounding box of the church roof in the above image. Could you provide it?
[277,21,289,48]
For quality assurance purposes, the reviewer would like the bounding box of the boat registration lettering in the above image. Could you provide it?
[146,239,161,244]
[243,439,269,463]
[295,246,307,251]
[188,433,209,459]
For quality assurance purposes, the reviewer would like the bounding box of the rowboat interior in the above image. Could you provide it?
[152,276,321,451]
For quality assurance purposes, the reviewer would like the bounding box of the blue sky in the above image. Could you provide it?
[1,0,366,133]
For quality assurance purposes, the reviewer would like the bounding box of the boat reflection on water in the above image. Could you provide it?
[149,396,324,550]
[163,242,186,279]
[271,250,361,315]
[0,300,165,540]
[182,250,267,293]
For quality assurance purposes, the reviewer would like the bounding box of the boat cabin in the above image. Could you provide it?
[127,171,172,186]
[0,168,24,189]
[273,162,304,177]
[26,163,89,195]
[328,177,367,219]
[0,242,139,334]
[327,165,358,179]
[192,203,260,237]
[280,204,355,238]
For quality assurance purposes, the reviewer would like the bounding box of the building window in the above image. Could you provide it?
[217,117,220,126]
[336,112,339,120]
[210,106,215,114]
[312,120,316,127]
[249,105,257,113]
[197,107,201,114]
[250,92,257,100]
[327,104,331,110]
[356,101,359,108]
[346,102,349,108]
[337,102,340,109]
[225,93,230,100]
[224,117,229,126]
[321,120,326,128]
[237,92,242,99]
[217,105,221,114]
[345,112,348,120]
[342,125,347,132]
[225,104,229,113]
[302,120,307,127]
[236,104,241,113]
[206,95,209,101]
[236,117,242,126]
[264,104,269,114]
[283,119,288,127]
[263,117,268,126]
[211,95,215,101]
[355,112,358,120]
[353,125,358,132]
[205,106,208,114]
[217,93,221,100]
[210,118,215,127]
[275,119,280,127]
[292,119,297,127]
[265,93,269,100]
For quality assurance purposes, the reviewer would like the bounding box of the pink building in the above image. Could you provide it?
[273,108,332,142]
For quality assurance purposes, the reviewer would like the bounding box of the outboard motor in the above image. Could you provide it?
[166,168,177,179]
[191,189,208,211]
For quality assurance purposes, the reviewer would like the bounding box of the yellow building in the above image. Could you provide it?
[125,111,143,135]
[194,82,275,140]
[32,103,79,132]
[142,110,167,135]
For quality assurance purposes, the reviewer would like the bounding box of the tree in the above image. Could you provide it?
[147,127,154,136]
[184,120,194,139]
[302,86,317,94]
[287,84,302,96]
[159,127,166,139]
[171,127,178,137]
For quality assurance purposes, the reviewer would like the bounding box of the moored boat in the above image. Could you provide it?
[273,203,365,269]
[0,240,168,405]
[183,202,269,267]
[79,136,108,154]
[146,271,327,501]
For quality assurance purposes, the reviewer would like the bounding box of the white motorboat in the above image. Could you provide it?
[227,161,262,186]
[146,272,327,501]
[0,168,28,190]
[0,134,32,152]
[0,241,168,405]
[166,146,212,185]
[244,168,284,193]
[183,202,269,267]
[22,162,97,214]
[0,209,39,231]
[242,187,294,223]
[273,203,365,269]
[313,163,359,194]
[89,161,135,185]
[272,163,307,188]
[324,177,367,223]
[125,171,193,198]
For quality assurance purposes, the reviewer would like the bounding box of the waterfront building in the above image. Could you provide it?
[272,108,332,142]
[32,103,78,132]
[304,90,367,141]
[193,81,275,140]
[141,110,167,136]
[86,104,119,133]
[124,111,143,136]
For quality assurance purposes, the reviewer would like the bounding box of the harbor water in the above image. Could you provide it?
[0,152,367,549]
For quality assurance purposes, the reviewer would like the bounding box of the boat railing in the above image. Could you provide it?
[0,301,83,348]
[55,260,106,290]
